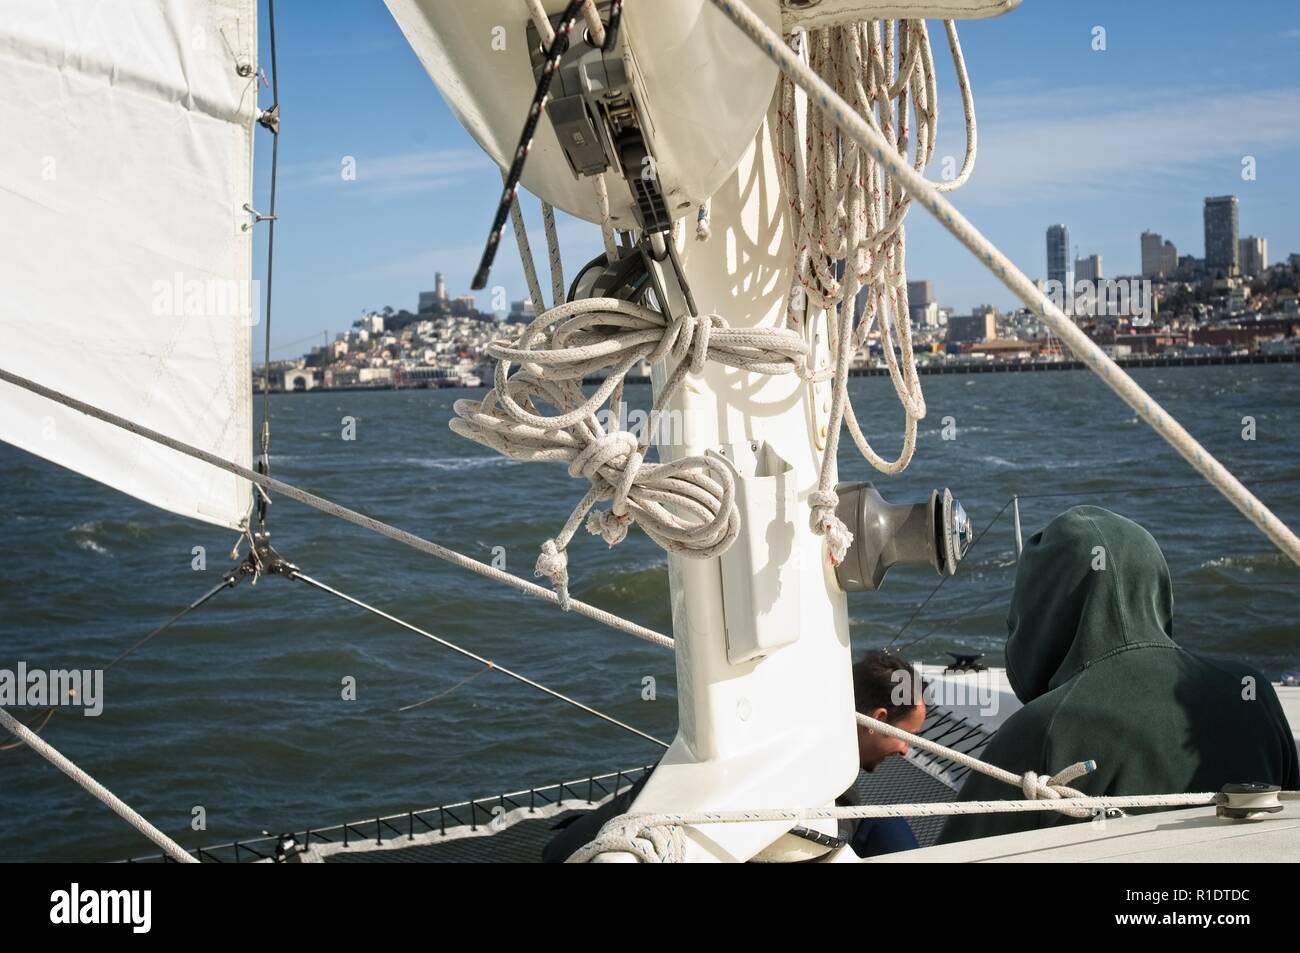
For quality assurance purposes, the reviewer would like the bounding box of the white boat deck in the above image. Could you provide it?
[870,797,1300,863]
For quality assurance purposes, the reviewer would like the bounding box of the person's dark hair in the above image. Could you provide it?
[852,650,920,722]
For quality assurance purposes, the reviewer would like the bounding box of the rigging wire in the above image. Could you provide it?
[886,497,1013,651]
[255,0,281,535]
[399,667,492,712]
[289,570,669,749]
[0,573,245,751]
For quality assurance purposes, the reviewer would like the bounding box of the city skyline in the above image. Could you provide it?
[249,1,1300,359]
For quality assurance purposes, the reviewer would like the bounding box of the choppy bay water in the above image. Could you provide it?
[1,365,1297,861]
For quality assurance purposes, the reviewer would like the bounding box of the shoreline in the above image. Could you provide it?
[261,351,1297,393]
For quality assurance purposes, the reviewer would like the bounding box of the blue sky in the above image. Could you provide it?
[251,1,1300,360]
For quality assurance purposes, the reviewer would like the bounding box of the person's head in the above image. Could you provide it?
[852,650,926,772]
[1007,506,1174,704]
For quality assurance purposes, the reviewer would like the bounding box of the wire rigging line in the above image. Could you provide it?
[887,497,1013,651]
[0,365,676,653]
[0,573,243,752]
[399,667,492,712]
[893,583,1013,656]
[255,0,281,533]
[289,570,669,749]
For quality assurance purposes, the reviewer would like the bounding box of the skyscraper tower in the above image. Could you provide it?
[1203,196,1239,277]
[435,271,448,303]
[1046,224,1071,291]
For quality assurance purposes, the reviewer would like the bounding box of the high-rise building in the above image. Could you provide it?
[1204,196,1239,277]
[1046,224,1071,290]
[1141,231,1178,279]
[1238,236,1268,277]
[904,280,937,327]
[1075,254,1102,283]
[906,280,935,306]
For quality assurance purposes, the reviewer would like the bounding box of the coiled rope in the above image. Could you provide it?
[778,18,976,563]
[451,297,807,606]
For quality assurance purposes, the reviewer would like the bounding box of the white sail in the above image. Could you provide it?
[0,0,258,530]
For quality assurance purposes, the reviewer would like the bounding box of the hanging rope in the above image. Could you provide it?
[505,168,547,312]
[0,705,197,862]
[776,18,977,564]
[542,201,565,307]
[471,12,979,574]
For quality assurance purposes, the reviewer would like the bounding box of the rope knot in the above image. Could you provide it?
[809,489,853,566]
[586,508,632,546]
[669,312,722,375]
[535,538,571,611]
[1021,761,1097,819]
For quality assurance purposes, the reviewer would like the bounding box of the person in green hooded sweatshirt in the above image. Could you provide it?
[938,505,1298,845]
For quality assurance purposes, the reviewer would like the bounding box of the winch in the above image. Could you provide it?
[832,482,973,591]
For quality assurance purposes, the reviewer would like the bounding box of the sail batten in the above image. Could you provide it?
[0,0,258,530]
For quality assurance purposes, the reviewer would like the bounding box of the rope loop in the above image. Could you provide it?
[567,815,688,863]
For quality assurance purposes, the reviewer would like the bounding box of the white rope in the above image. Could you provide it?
[580,0,606,47]
[524,0,555,46]
[450,297,808,606]
[506,13,974,576]
[777,18,976,564]
[0,705,197,863]
[568,790,1220,862]
[542,201,565,307]
[710,0,1300,565]
[592,173,620,260]
[857,712,1093,813]
[504,168,546,314]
